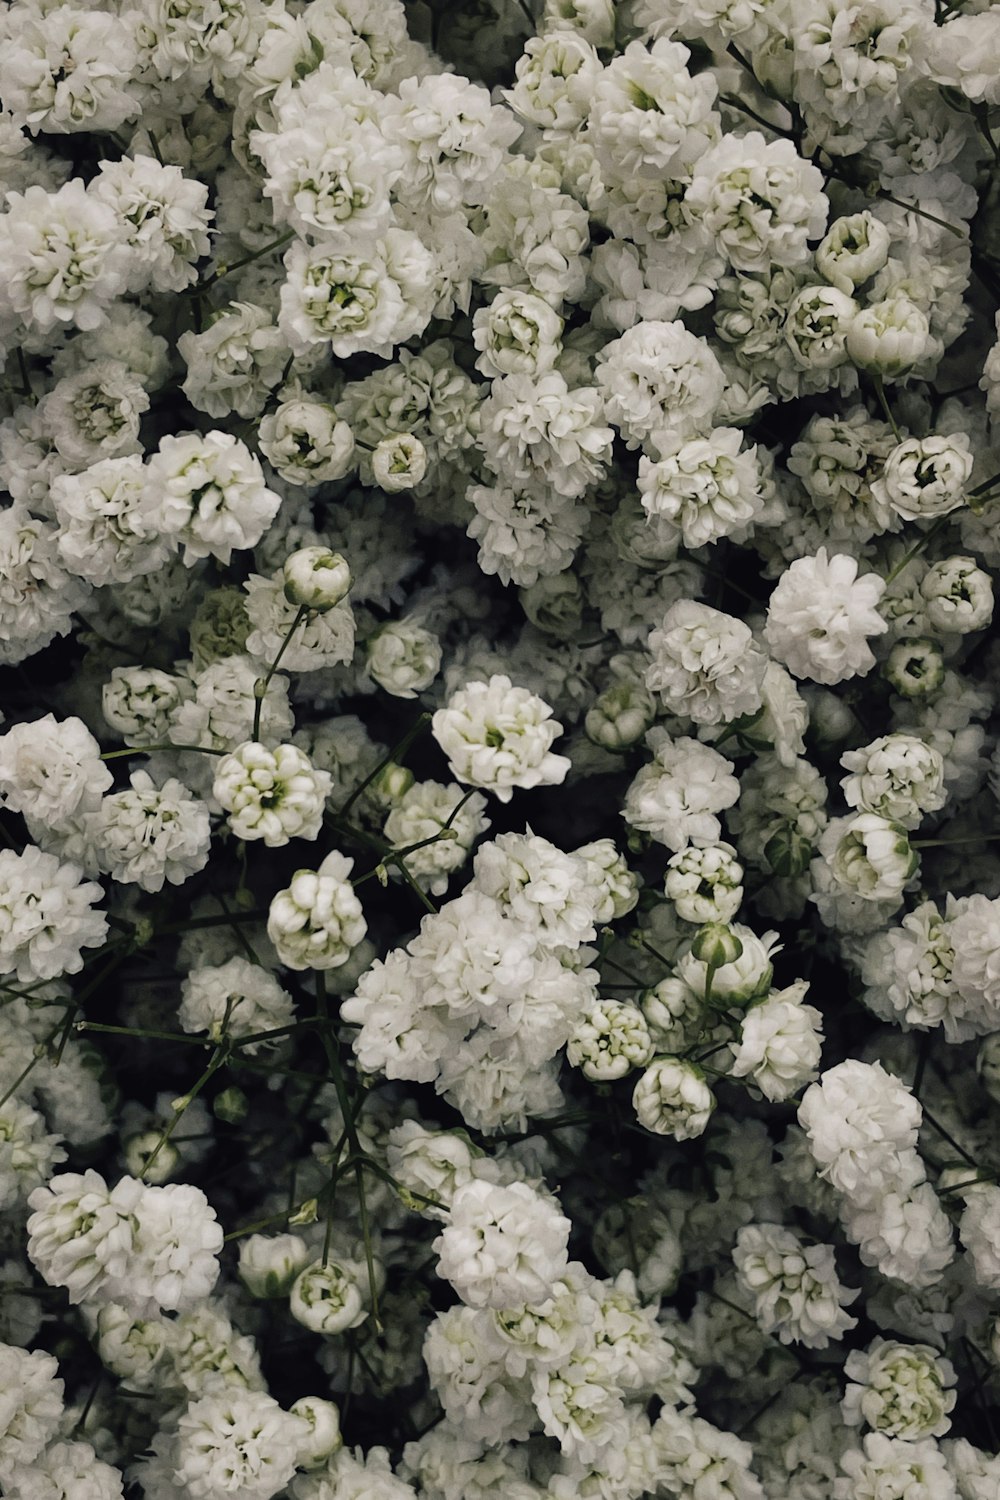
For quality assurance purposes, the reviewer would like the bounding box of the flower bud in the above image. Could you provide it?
[884,639,946,698]
[822,813,918,902]
[213,1086,248,1123]
[763,824,815,877]
[678,924,779,1006]
[846,294,930,377]
[690,922,744,969]
[585,679,656,750]
[875,434,973,522]
[371,433,427,492]
[290,1396,342,1469]
[920,555,993,634]
[370,761,415,805]
[783,284,858,370]
[283,547,352,611]
[289,1259,369,1334]
[641,976,702,1048]
[519,573,584,639]
[815,211,891,295]
[238,1233,311,1298]
[632,1057,715,1140]
[367,618,441,698]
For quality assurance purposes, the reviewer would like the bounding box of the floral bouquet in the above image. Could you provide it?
[0,0,999,1496]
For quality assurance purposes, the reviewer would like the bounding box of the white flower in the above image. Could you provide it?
[587,38,720,181]
[478,372,614,501]
[678,923,780,1006]
[948,895,1000,1036]
[783,283,858,370]
[595,319,725,456]
[0,1345,63,1483]
[834,1433,958,1500]
[93,771,211,892]
[798,1060,922,1199]
[179,957,294,1052]
[244,571,356,673]
[846,293,931,378]
[638,428,763,548]
[567,999,654,1081]
[282,548,352,613]
[179,303,289,421]
[0,714,110,826]
[632,1057,715,1139]
[842,1338,957,1440]
[472,290,564,379]
[385,1121,480,1217]
[27,1171,221,1315]
[872,434,973,522]
[646,600,767,725]
[729,982,824,1101]
[238,1234,311,1299]
[172,1391,309,1500]
[0,5,139,136]
[52,455,172,588]
[371,433,427,492]
[506,31,602,132]
[466,481,588,589]
[142,431,282,567]
[278,239,406,360]
[103,667,189,748]
[3,1438,124,1500]
[385,73,521,214]
[624,730,740,852]
[0,846,107,983]
[367,619,442,699]
[958,1184,1000,1291]
[920,555,993,635]
[840,734,946,828]
[383,781,489,897]
[433,1179,571,1310]
[0,180,129,334]
[214,742,332,847]
[817,813,917,903]
[683,131,828,273]
[90,153,213,294]
[267,851,367,971]
[733,1222,859,1348]
[665,842,744,924]
[815,211,892,294]
[431,675,571,803]
[290,1259,370,1335]
[258,399,355,487]
[765,548,888,685]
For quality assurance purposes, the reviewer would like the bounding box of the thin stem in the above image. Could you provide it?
[315,973,381,1332]
[100,743,226,760]
[338,713,432,819]
[872,376,901,440]
[253,605,309,741]
[186,229,296,296]
[883,513,953,586]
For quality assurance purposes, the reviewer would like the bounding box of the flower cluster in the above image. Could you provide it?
[0,0,999,1494]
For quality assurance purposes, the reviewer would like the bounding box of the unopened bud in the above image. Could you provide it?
[690,922,744,969]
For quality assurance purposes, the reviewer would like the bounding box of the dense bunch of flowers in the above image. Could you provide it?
[2,0,1000,1495]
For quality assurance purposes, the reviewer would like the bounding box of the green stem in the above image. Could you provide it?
[253,605,309,741]
[872,376,901,440]
[100,743,227,760]
[315,972,381,1332]
[883,513,953,586]
[338,713,432,819]
[187,229,296,296]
